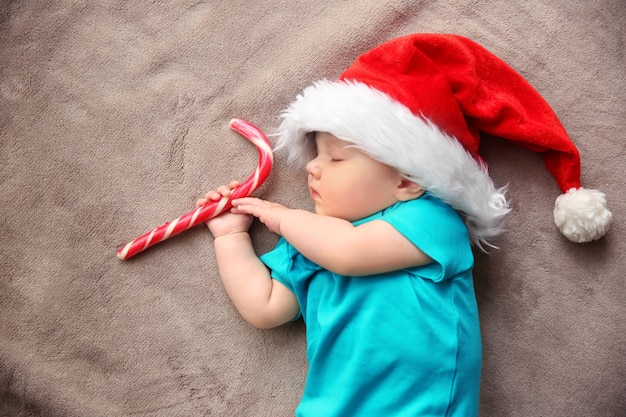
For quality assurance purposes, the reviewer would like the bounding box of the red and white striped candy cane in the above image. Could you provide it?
[117,118,273,260]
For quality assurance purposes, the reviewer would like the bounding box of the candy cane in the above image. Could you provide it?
[117,118,273,260]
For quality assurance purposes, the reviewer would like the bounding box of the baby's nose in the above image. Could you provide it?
[306,159,321,178]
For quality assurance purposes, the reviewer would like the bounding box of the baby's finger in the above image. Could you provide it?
[216,185,233,197]
[203,190,222,201]
[196,190,224,207]
[230,200,251,213]
[229,206,246,214]
[232,197,262,206]
[231,198,265,217]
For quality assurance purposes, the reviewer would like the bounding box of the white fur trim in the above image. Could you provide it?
[554,188,612,242]
[277,80,511,250]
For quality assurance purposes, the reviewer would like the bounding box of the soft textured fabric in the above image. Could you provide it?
[261,195,481,416]
[2,2,624,416]
[342,34,583,192]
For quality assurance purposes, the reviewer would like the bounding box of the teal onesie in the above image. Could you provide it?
[260,194,481,416]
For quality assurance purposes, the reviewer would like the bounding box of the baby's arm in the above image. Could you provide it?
[212,231,299,329]
[232,197,432,276]
[198,185,299,329]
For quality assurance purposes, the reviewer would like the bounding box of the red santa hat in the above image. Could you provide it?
[276,33,612,248]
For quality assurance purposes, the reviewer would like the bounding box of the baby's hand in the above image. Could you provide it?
[232,197,288,235]
[196,180,239,207]
[196,181,253,238]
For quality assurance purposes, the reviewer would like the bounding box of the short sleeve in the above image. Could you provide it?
[260,237,321,318]
[260,238,297,292]
[379,196,473,282]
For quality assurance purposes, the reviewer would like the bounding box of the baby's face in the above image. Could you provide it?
[305,132,405,221]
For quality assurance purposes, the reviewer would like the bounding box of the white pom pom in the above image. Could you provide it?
[554,188,612,243]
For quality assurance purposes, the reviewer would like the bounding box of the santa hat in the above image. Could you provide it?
[276,33,612,249]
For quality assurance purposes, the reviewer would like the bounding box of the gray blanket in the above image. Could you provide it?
[1,1,624,416]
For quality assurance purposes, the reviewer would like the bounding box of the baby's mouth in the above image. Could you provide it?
[309,186,321,201]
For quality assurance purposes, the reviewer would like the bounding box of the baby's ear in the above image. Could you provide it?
[395,179,424,201]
